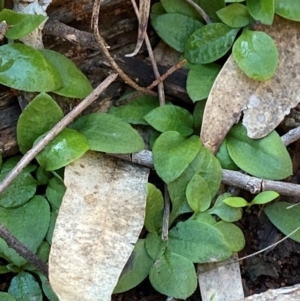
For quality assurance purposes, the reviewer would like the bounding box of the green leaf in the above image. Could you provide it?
[39,49,93,99]
[70,113,144,154]
[46,211,58,245]
[247,0,274,25]
[216,3,250,28]
[265,202,300,243]
[193,100,206,132]
[184,23,239,64]
[0,9,47,40]
[46,178,66,210]
[275,0,300,21]
[168,147,222,222]
[151,2,166,15]
[251,191,279,205]
[216,138,239,170]
[144,105,194,136]
[0,292,16,301]
[0,171,37,208]
[0,44,61,92]
[196,0,226,21]
[153,132,201,183]
[191,212,217,225]
[8,271,43,301]
[151,13,202,52]
[168,220,232,262]
[160,0,202,20]
[145,232,168,261]
[36,128,89,171]
[108,95,159,125]
[35,166,52,185]
[209,193,243,222]
[223,197,249,208]
[114,240,154,293]
[17,92,64,154]
[214,221,245,252]
[187,64,221,102]
[0,196,50,266]
[145,183,164,233]
[1,156,35,174]
[149,251,197,299]
[226,123,292,180]
[186,174,211,212]
[38,273,59,301]
[232,30,278,81]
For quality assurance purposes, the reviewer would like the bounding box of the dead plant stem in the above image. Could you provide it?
[92,0,156,96]
[184,0,211,24]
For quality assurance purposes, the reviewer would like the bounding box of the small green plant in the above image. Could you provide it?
[223,190,279,211]
[151,0,298,102]
[109,96,291,298]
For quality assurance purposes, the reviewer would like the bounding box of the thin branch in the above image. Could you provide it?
[0,73,118,195]
[0,223,48,278]
[92,0,156,96]
[281,125,300,146]
[129,0,165,105]
[184,0,211,24]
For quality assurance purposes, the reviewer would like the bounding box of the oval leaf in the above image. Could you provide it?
[114,240,154,293]
[0,196,50,266]
[226,123,292,180]
[214,221,245,252]
[149,251,197,299]
[0,292,16,301]
[153,132,202,183]
[145,183,164,233]
[232,30,278,80]
[17,93,64,154]
[168,220,232,263]
[39,49,93,98]
[36,128,89,171]
[108,95,159,125]
[251,191,279,205]
[8,271,43,301]
[184,23,238,64]
[223,197,248,208]
[216,138,239,170]
[187,64,221,102]
[151,13,202,52]
[275,0,300,21]
[0,171,37,208]
[145,232,168,261]
[186,174,211,212]
[265,202,300,243]
[209,193,243,222]
[247,0,274,25]
[144,105,194,136]
[0,44,61,92]
[70,113,144,154]
[216,3,250,28]
[0,9,47,40]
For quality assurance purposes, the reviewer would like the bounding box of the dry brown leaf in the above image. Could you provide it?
[49,151,149,301]
[126,0,150,57]
[201,16,300,153]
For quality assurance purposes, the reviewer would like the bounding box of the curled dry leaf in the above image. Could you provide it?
[49,151,149,301]
[201,15,300,153]
[126,0,150,57]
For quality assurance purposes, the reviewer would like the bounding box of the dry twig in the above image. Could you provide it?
[0,73,118,194]
[184,0,211,24]
[92,0,156,96]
